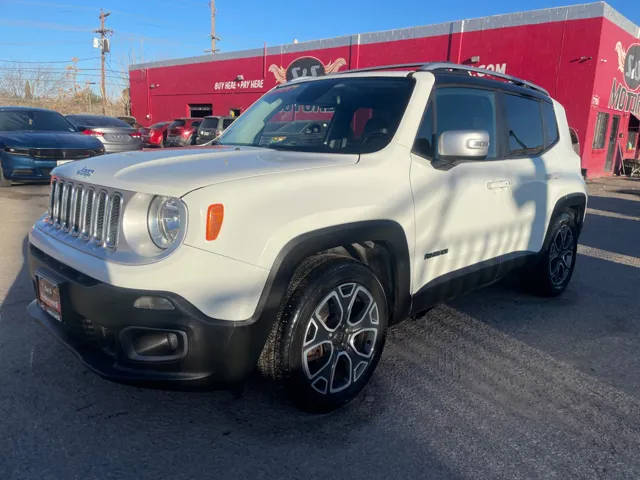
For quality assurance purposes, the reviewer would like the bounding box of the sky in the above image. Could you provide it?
[0,0,638,97]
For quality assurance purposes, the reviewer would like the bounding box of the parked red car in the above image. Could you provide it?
[141,121,171,147]
[165,118,202,147]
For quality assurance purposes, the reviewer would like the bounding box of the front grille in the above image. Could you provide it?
[49,178,123,249]
[31,148,102,160]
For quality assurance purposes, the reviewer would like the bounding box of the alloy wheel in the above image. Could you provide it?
[549,224,575,287]
[301,283,380,395]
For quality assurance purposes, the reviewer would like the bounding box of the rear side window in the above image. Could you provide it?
[541,101,559,148]
[435,87,497,159]
[503,94,544,156]
[222,118,235,129]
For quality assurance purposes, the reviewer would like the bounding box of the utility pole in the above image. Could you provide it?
[94,9,112,114]
[209,0,217,54]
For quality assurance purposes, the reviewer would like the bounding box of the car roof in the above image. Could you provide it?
[66,114,111,118]
[0,105,60,113]
[279,62,549,99]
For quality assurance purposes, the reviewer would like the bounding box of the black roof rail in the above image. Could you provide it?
[332,63,428,74]
[420,62,550,96]
[329,61,550,96]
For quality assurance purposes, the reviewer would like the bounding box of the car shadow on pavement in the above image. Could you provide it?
[3,233,640,479]
[1,235,466,479]
[588,194,640,217]
[3,181,640,478]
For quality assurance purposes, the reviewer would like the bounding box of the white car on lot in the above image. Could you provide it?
[28,63,586,411]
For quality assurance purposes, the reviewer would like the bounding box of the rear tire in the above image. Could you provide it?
[258,256,388,412]
[526,210,578,296]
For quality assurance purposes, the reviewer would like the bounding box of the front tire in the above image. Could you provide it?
[528,211,578,296]
[259,256,388,412]
[0,166,11,187]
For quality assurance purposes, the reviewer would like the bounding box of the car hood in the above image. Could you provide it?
[0,131,103,149]
[52,145,359,197]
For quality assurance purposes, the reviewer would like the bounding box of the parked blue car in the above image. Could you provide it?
[0,106,104,187]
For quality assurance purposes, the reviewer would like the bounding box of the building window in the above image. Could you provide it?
[189,104,212,118]
[592,112,609,149]
[627,114,639,150]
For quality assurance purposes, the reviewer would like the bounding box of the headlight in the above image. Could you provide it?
[4,147,31,156]
[147,196,186,249]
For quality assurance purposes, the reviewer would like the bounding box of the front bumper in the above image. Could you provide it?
[1,154,56,181]
[27,245,271,385]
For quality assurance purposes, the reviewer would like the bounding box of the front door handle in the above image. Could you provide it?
[486,179,511,190]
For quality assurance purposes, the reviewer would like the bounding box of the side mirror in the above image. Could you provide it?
[437,130,490,160]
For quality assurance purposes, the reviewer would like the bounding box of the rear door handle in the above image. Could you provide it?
[486,179,511,190]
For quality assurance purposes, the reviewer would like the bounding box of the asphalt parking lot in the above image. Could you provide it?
[1,177,639,479]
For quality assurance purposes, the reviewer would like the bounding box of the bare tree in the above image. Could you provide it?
[0,61,127,116]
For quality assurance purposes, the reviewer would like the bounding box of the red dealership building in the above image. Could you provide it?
[129,2,640,177]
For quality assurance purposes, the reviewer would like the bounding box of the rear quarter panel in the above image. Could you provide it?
[545,100,588,222]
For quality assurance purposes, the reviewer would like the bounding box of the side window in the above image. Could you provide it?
[412,102,434,158]
[592,112,609,149]
[503,93,544,156]
[541,101,559,148]
[435,88,497,159]
[350,107,374,140]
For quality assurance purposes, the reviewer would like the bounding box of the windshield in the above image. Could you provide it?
[0,110,75,132]
[218,77,414,154]
[199,117,220,129]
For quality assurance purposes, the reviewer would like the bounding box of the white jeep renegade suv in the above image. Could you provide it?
[28,63,587,411]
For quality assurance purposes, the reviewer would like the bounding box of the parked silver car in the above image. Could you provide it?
[66,114,143,153]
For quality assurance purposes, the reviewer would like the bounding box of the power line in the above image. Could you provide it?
[9,1,177,30]
[0,68,127,80]
[0,57,99,64]
[0,66,128,75]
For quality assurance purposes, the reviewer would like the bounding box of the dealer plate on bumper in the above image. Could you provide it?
[36,275,62,321]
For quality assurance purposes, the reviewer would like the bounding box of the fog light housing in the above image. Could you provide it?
[133,296,174,310]
[119,327,187,362]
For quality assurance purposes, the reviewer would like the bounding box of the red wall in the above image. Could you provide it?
[130,15,624,176]
[585,18,640,177]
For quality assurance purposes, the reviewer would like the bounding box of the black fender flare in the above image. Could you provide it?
[549,192,587,236]
[255,220,411,326]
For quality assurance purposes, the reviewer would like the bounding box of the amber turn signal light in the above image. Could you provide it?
[206,204,224,240]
